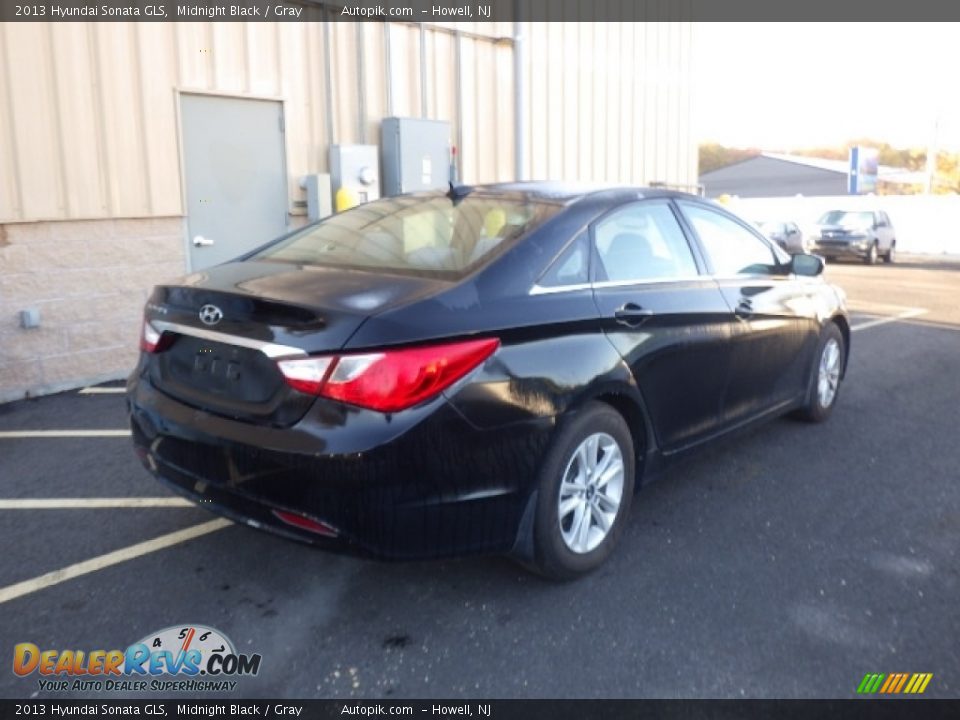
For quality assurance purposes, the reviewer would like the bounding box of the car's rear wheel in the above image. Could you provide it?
[531,402,635,580]
[864,241,878,265]
[795,323,845,423]
[884,241,896,264]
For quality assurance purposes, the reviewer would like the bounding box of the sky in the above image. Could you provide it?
[692,23,960,152]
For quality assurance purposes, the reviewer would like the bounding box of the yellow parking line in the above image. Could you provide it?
[0,498,193,509]
[0,519,231,605]
[0,430,131,438]
[78,387,126,395]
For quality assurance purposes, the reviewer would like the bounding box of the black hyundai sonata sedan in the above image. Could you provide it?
[128,183,849,578]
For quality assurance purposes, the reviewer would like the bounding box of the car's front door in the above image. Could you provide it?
[677,201,819,426]
[590,200,733,452]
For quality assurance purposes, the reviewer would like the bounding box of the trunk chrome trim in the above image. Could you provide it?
[151,320,307,359]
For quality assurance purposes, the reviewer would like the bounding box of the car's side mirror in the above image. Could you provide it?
[791,253,825,277]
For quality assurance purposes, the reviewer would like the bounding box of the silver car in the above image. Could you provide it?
[810,210,896,265]
[757,220,808,254]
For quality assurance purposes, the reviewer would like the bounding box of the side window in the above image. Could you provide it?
[680,203,778,276]
[539,232,589,287]
[593,201,699,283]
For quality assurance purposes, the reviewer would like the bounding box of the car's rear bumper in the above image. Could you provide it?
[128,372,552,560]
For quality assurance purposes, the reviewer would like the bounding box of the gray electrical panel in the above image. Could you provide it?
[300,173,332,221]
[381,118,452,196]
[329,144,381,205]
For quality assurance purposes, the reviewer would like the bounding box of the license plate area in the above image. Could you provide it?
[165,335,279,402]
[190,347,253,395]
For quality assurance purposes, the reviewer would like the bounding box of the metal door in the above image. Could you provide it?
[180,94,288,270]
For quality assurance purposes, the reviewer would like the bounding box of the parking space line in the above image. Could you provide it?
[851,308,929,333]
[0,430,131,438]
[0,498,193,509]
[78,387,126,395]
[0,518,231,605]
[846,300,925,313]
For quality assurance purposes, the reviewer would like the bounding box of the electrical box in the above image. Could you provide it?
[20,308,40,329]
[300,173,332,221]
[381,118,452,196]
[329,145,380,206]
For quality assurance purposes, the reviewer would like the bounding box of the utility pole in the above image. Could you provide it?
[925,115,940,194]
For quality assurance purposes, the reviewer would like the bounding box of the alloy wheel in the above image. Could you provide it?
[817,337,841,409]
[557,432,625,554]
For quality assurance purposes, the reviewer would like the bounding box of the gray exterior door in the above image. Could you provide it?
[180,94,288,271]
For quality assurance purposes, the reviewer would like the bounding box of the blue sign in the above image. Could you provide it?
[849,146,879,194]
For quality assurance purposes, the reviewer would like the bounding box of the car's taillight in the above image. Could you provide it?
[140,319,171,353]
[276,338,499,413]
[273,356,334,395]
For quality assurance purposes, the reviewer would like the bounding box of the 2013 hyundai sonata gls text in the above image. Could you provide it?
[128,184,849,579]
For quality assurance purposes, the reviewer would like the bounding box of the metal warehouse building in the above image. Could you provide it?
[0,19,695,401]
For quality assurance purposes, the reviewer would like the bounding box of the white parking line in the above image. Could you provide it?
[0,518,231,605]
[78,387,126,395]
[0,498,192,509]
[846,300,925,313]
[851,308,929,333]
[0,430,131,438]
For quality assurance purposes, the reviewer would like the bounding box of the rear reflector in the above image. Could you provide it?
[272,509,338,537]
[276,337,499,413]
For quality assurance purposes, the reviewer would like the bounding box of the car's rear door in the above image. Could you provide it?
[589,199,733,452]
[676,201,819,425]
[876,211,894,253]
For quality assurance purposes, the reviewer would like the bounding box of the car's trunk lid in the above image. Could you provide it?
[143,261,449,425]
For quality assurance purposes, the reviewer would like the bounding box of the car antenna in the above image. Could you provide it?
[447,182,473,206]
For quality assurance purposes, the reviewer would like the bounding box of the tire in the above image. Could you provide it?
[864,241,878,265]
[884,241,896,264]
[531,402,636,580]
[795,323,845,423]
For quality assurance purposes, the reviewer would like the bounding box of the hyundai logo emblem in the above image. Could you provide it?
[198,304,223,326]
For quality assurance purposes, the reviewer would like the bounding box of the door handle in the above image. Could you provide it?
[614,303,654,327]
[734,300,753,319]
[193,235,215,247]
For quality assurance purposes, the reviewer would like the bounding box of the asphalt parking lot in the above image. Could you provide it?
[1,256,959,699]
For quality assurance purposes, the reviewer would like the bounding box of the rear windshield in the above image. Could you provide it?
[253,194,560,279]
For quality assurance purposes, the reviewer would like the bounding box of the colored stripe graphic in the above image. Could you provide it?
[904,674,920,693]
[857,673,885,694]
[857,673,932,694]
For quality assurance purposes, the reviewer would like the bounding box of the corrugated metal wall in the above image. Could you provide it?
[0,20,694,224]
[521,22,694,187]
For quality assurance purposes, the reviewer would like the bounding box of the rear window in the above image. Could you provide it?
[253,194,560,279]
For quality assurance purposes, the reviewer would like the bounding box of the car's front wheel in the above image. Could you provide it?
[532,402,635,580]
[795,323,845,423]
[864,241,878,265]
